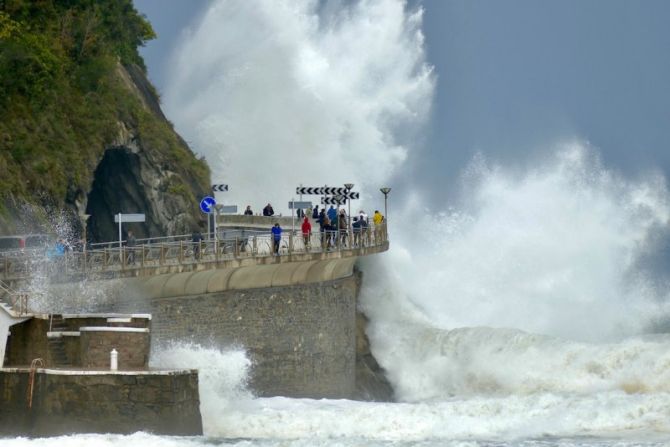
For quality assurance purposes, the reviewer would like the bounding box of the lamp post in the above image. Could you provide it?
[79,214,91,252]
[380,187,391,220]
[344,183,354,234]
[335,194,344,249]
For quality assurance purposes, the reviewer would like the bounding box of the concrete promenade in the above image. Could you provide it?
[0,219,388,312]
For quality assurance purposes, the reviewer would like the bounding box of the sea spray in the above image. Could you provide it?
[164,0,434,214]
[150,342,253,434]
[358,143,670,401]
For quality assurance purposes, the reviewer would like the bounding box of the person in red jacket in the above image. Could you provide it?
[301,216,312,249]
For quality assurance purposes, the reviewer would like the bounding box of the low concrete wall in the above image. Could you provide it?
[0,368,202,436]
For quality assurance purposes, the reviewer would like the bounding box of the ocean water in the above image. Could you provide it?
[6,148,670,446]
[6,0,670,445]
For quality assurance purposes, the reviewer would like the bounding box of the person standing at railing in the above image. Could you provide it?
[327,205,337,223]
[192,229,203,259]
[323,217,336,250]
[301,216,312,248]
[373,210,384,243]
[271,223,282,255]
[263,203,275,216]
[352,217,361,247]
[126,230,136,265]
[244,205,253,216]
[338,209,348,247]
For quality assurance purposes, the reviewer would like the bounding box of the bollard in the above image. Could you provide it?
[110,348,118,371]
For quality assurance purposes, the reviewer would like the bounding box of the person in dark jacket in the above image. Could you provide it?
[244,205,253,215]
[192,230,203,259]
[263,203,274,216]
[312,205,319,219]
[352,217,361,247]
[126,230,137,264]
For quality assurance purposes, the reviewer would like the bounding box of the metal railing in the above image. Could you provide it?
[0,223,388,283]
[0,279,29,315]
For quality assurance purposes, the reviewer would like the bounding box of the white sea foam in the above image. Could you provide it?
[150,342,253,433]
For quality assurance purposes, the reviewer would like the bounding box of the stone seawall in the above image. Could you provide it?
[0,369,202,436]
[118,275,358,398]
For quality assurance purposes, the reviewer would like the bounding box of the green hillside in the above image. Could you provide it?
[0,0,210,233]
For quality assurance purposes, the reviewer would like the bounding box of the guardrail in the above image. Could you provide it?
[0,279,29,315]
[0,223,388,283]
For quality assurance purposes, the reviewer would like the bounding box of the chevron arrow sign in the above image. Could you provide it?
[297,187,360,197]
[321,196,347,205]
[212,184,229,192]
[296,186,325,195]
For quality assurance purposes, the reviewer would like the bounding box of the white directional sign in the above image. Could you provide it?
[212,184,229,192]
[219,205,238,214]
[288,201,312,209]
[114,213,145,223]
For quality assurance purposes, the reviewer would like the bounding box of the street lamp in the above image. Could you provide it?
[79,214,91,252]
[380,187,391,221]
[344,183,354,235]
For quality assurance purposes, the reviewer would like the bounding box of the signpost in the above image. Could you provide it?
[296,187,359,198]
[114,213,145,248]
[219,205,238,214]
[288,200,313,232]
[200,196,216,239]
[212,184,229,192]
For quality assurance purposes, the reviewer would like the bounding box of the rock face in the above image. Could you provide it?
[0,61,210,243]
[83,63,210,242]
[355,311,395,401]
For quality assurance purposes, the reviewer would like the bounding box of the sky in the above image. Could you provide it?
[133,0,670,198]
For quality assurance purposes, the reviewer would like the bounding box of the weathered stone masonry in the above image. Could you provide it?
[118,276,358,398]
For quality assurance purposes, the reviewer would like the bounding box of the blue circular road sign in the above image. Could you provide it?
[200,196,216,214]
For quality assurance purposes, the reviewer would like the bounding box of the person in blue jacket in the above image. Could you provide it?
[327,205,337,223]
[271,223,282,255]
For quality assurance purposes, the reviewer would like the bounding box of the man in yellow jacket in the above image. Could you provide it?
[373,210,384,242]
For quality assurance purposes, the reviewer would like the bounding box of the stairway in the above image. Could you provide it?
[0,279,29,316]
[47,315,71,367]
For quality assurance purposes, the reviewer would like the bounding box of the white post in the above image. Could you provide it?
[118,213,123,248]
[291,198,295,234]
[110,348,118,371]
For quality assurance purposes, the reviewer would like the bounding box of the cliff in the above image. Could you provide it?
[0,1,210,242]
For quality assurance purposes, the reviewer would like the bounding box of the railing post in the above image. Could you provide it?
[141,245,145,267]
[234,237,239,257]
[179,240,184,263]
[160,245,165,265]
[215,239,219,262]
[253,236,257,255]
[103,248,108,270]
[289,233,293,254]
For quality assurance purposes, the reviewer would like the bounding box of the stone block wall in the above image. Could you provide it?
[0,369,202,436]
[119,275,358,398]
[80,328,150,369]
[4,318,49,366]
